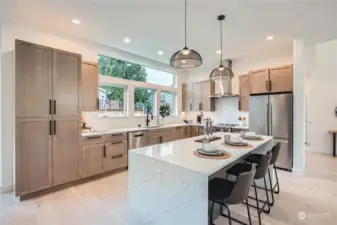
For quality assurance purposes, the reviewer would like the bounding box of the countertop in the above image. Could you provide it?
[129,132,273,175]
[81,123,249,137]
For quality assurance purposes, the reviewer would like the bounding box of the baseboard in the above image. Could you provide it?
[1,185,14,193]
[292,167,305,176]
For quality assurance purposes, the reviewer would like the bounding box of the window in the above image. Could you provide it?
[134,88,156,117]
[98,85,127,117]
[98,54,176,87]
[160,91,177,116]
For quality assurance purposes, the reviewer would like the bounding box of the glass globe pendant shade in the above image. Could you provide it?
[170,47,202,69]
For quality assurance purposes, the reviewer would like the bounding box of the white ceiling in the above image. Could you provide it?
[1,0,337,70]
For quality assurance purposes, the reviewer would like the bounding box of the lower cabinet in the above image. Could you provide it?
[16,119,53,196]
[191,126,203,137]
[82,144,104,178]
[103,141,128,172]
[81,133,127,178]
[148,136,161,145]
[53,118,81,186]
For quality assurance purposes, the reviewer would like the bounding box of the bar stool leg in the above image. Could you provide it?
[245,198,252,225]
[268,168,275,206]
[263,177,271,213]
[273,165,280,194]
[253,181,262,225]
[222,205,232,225]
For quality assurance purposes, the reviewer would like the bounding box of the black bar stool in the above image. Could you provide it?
[209,164,256,225]
[226,152,272,225]
[245,142,281,206]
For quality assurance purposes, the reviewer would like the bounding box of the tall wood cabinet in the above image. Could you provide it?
[182,80,215,112]
[81,61,98,111]
[15,40,81,196]
[239,75,249,112]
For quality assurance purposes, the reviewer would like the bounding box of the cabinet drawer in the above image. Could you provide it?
[105,133,127,143]
[103,153,127,172]
[82,135,105,146]
[105,142,127,156]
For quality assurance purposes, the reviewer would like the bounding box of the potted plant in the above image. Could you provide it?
[159,104,171,123]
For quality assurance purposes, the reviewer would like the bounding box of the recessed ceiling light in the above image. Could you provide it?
[124,37,131,44]
[157,50,164,55]
[216,50,221,55]
[72,19,81,24]
[266,36,274,41]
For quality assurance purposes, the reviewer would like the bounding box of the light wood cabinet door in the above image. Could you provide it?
[82,144,104,178]
[16,119,52,195]
[269,65,293,93]
[192,82,202,111]
[249,69,269,94]
[15,40,53,118]
[53,50,81,117]
[186,83,193,111]
[52,118,81,186]
[148,136,161,146]
[200,80,215,111]
[162,135,172,143]
[103,142,127,171]
[239,75,249,112]
[81,62,98,111]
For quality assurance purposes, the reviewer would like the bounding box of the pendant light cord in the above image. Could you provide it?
[185,0,187,48]
[220,18,223,65]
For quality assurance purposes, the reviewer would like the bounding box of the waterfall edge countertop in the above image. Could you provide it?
[81,123,249,137]
[128,132,273,225]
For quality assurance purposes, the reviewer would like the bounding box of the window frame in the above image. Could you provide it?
[133,87,157,117]
[160,91,177,116]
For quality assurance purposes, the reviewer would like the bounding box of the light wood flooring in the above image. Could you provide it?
[1,152,336,225]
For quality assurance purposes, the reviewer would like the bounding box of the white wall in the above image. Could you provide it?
[184,56,293,124]
[307,39,337,155]
[0,21,186,191]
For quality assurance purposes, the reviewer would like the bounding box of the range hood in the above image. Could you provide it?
[210,59,239,98]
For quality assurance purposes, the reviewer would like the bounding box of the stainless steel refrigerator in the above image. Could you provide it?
[249,93,293,171]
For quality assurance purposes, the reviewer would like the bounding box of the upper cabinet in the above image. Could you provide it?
[81,61,99,111]
[53,50,81,117]
[249,69,270,94]
[269,65,293,93]
[182,80,215,112]
[15,41,53,118]
[239,75,249,112]
[249,64,293,94]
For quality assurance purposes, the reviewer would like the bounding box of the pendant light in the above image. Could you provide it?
[170,0,202,69]
[209,15,233,81]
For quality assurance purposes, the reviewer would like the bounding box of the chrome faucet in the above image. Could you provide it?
[146,112,153,127]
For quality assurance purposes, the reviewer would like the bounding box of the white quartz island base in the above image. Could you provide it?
[128,133,274,225]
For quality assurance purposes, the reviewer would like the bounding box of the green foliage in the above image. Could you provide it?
[98,55,151,106]
[159,104,171,118]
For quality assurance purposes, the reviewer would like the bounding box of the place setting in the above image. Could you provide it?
[194,141,231,159]
[223,132,262,148]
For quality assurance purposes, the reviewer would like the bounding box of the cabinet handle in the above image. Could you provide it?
[49,120,52,135]
[53,100,56,115]
[199,103,203,111]
[238,99,241,111]
[111,154,123,159]
[110,141,124,145]
[190,103,192,111]
[54,120,56,135]
[103,145,106,158]
[269,81,272,91]
[97,98,99,110]
[110,133,123,137]
[86,136,102,139]
[49,100,52,115]
[266,81,269,91]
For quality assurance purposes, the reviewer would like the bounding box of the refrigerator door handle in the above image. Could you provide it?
[270,104,273,136]
[265,103,269,135]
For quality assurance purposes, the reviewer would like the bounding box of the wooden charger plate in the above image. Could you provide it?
[193,150,231,160]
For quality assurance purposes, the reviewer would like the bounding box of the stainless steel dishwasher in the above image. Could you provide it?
[128,131,148,150]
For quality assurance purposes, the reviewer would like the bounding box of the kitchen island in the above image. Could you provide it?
[128,132,273,225]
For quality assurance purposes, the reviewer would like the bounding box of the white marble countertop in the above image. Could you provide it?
[81,123,249,137]
[129,132,273,175]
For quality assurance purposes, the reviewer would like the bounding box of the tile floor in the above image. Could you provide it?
[0,152,336,225]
